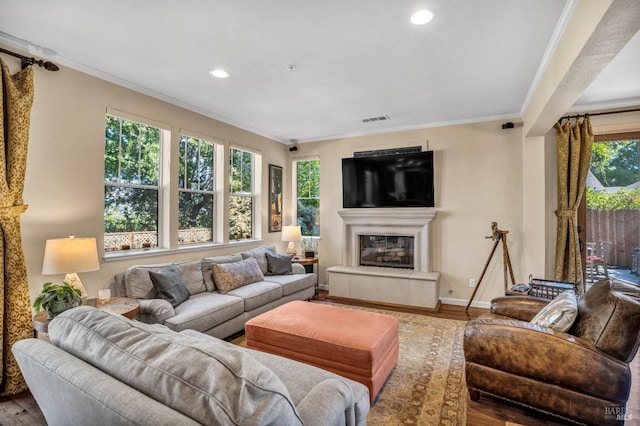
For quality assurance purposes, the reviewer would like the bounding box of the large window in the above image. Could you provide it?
[229,147,254,240]
[295,159,320,237]
[178,135,216,245]
[104,115,162,251]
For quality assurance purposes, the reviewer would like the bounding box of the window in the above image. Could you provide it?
[104,115,162,251]
[295,159,320,236]
[178,135,216,245]
[229,147,254,240]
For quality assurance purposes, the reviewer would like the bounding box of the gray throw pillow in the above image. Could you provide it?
[149,264,190,307]
[265,252,293,276]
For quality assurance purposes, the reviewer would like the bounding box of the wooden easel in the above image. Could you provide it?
[466,222,515,311]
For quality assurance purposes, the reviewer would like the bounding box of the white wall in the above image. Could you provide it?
[288,121,526,306]
[1,48,290,303]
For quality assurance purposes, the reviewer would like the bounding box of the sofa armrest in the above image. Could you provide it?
[490,296,550,321]
[296,378,357,426]
[292,263,306,275]
[464,317,630,401]
[138,299,175,324]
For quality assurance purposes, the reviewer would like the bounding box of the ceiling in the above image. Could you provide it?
[0,1,638,143]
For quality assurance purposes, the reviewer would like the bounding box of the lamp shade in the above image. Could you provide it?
[42,237,99,275]
[281,225,301,242]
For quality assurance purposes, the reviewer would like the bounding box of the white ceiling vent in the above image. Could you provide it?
[362,115,390,123]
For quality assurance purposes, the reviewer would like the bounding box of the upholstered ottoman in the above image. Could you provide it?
[245,300,399,403]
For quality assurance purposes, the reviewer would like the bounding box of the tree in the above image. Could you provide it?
[590,139,639,187]
[296,160,320,236]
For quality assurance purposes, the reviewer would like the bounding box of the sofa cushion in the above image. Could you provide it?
[49,307,302,426]
[266,252,293,276]
[149,265,191,307]
[530,290,577,332]
[262,274,317,296]
[201,253,243,292]
[125,260,205,300]
[571,278,640,362]
[164,292,244,332]
[240,245,277,275]
[226,281,283,311]
[212,257,264,294]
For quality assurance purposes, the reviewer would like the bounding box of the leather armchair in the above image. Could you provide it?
[464,278,640,425]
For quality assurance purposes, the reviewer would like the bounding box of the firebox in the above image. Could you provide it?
[359,235,414,269]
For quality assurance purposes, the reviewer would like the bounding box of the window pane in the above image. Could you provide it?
[199,142,215,192]
[296,160,320,237]
[104,185,158,250]
[229,195,252,240]
[179,192,213,244]
[297,199,319,236]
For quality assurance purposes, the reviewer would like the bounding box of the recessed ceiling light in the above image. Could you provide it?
[209,69,229,78]
[410,9,434,25]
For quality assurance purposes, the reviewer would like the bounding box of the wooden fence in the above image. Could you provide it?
[586,209,640,268]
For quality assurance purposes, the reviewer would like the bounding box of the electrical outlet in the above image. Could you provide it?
[469,278,476,288]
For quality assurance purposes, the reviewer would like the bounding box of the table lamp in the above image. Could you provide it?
[42,236,100,299]
[281,225,301,255]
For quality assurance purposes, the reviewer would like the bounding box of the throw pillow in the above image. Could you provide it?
[149,264,191,307]
[212,257,264,294]
[265,252,293,276]
[530,290,578,332]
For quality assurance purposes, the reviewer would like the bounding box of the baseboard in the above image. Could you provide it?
[318,284,328,291]
[439,297,491,309]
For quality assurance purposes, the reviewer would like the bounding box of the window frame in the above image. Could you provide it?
[293,157,320,237]
[228,145,262,242]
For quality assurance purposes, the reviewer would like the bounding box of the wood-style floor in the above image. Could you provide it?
[1,291,638,425]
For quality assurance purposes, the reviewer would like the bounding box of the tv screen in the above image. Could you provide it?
[342,151,434,208]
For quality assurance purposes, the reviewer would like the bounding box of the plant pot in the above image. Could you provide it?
[45,300,80,319]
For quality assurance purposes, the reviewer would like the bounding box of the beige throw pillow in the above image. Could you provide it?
[530,290,578,332]
[212,257,264,294]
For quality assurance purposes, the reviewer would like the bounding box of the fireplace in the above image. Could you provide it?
[327,208,441,310]
[360,235,414,269]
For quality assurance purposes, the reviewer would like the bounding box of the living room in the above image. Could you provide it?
[0,1,639,425]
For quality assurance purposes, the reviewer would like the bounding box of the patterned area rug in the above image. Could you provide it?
[232,303,467,425]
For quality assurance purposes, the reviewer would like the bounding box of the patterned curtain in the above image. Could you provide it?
[553,117,593,295]
[0,59,34,396]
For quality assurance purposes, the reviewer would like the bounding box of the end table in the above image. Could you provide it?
[33,297,140,336]
[292,256,319,296]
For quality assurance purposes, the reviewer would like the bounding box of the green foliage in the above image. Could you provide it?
[586,187,640,210]
[229,195,252,240]
[33,282,82,317]
[296,160,320,236]
[590,139,639,187]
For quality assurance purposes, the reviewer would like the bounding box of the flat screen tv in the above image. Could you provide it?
[342,150,434,208]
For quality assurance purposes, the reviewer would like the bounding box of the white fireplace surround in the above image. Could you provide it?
[327,208,441,309]
[339,208,436,272]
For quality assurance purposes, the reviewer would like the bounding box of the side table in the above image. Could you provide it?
[292,256,319,296]
[33,297,140,335]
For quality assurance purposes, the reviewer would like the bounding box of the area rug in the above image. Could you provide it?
[231,302,467,425]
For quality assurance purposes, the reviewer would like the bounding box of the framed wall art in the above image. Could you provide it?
[269,164,283,232]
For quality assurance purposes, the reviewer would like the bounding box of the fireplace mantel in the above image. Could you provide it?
[337,208,436,273]
[328,208,441,310]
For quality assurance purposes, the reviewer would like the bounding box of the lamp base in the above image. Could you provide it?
[286,241,297,255]
[64,273,88,299]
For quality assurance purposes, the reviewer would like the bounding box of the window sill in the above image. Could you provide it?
[102,239,263,262]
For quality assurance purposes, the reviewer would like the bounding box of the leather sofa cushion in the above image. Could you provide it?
[49,306,302,425]
[571,278,640,362]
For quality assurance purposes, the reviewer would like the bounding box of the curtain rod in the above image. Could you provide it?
[0,47,59,71]
[559,108,640,124]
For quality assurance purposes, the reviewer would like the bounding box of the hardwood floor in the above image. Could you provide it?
[1,292,638,425]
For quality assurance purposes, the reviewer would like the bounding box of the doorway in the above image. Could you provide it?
[580,131,640,288]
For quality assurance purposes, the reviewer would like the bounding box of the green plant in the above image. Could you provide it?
[33,282,82,318]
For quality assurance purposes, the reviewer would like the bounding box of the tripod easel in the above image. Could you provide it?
[465,222,516,312]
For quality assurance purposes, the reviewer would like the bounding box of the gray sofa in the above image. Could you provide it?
[110,245,316,339]
[13,307,370,426]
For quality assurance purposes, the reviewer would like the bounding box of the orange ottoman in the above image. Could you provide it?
[245,301,399,403]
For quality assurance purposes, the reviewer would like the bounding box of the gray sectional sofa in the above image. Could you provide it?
[13,307,370,425]
[110,245,316,339]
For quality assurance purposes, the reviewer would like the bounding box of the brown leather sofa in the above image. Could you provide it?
[464,278,640,425]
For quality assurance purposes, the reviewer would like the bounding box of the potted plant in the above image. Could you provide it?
[33,282,82,318]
